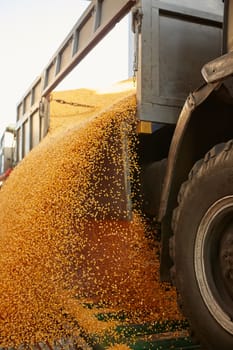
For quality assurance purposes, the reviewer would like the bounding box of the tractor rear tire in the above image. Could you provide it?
[171,140,233,350]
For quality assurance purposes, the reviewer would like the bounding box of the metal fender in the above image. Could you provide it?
[158,81,233,281]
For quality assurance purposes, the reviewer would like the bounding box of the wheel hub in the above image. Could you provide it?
[194,195,233,335]
[220,224,233,300]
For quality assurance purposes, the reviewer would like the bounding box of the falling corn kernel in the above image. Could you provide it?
[0,80,182,347]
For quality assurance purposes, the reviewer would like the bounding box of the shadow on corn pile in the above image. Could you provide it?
[0,81,182,348]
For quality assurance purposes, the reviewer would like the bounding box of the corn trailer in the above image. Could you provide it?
[14,0,233,349]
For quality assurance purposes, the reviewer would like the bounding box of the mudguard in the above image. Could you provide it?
[157,81,233,281]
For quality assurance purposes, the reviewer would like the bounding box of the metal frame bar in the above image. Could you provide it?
[15,0,137,161]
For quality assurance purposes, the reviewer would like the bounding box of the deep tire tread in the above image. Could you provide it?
[170,139,233,349]
[174,140,233,218]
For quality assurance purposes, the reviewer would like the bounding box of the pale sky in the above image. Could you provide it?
[0,0,130,136]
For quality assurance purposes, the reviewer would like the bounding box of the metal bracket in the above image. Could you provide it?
[131,5,143,34]
[131,6,143,80]
[39,97,50,138]
[39,97,46,118]
[187,81,221,111]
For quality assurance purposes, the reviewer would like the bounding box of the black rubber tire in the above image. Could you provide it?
[171,140,233,350]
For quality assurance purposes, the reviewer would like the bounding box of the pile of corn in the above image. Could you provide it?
[0,80,182,347]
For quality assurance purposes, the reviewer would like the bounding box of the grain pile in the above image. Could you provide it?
[0,81,182,347]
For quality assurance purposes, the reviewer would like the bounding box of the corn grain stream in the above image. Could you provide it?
[0,81,182,347]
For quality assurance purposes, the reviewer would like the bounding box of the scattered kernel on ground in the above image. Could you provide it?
[107,344,131,350]
[0,80,182,347]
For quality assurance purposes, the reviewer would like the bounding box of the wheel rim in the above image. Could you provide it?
[194,195,233,335]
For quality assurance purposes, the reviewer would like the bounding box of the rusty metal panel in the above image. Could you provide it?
[136,0,223,124]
